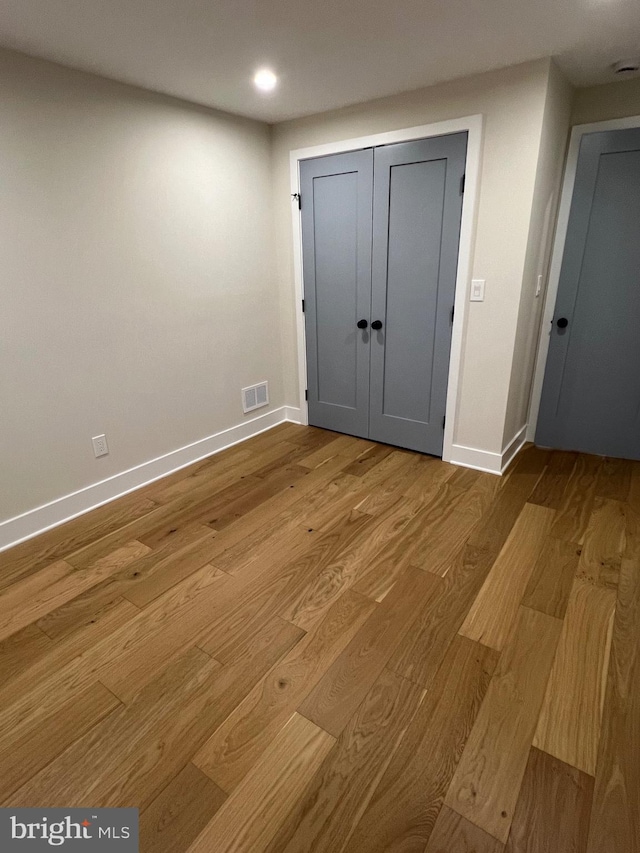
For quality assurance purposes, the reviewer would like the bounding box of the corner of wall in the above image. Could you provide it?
[501,60,574,450]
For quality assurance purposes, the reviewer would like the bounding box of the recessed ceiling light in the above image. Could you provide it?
[254,69,278,92]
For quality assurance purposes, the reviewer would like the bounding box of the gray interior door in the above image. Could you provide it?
[301,132,467,455]
[536,128,640,460]
[369,134,467,454]
[300,149,373,438]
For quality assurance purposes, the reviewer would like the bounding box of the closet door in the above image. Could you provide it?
[300,149,373,438]
[368,133,467,455]
[536,128,640,459]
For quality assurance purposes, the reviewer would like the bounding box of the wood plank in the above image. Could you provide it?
[298,434,374,470]
[98,567,237,702]
[299,566,440,737]
[521,536,581,619]
[193,590,375,791]
[576,497,626,590]
[347,636,498,852]
[0,682,121,802]
[140,763,227,853]
[352,453,430,517]
[37,595,138,643]
[400,454,458,503]
[4,647,221,808]
[408,472,500,577]
[534,578,615,774]
[551,454,602,544]
[342,443,394,476]
[122,531,227,608]
[264,668,425,853]
[303,452,417,531]
[445,607,563,843]
[0,597,139,711]
[145,443,257,505]
[6,627,300,812]
[199,516,372,660]
[0,541,150,643]
[213,519,316,576]
[586,505,640,853]
[628,461,640,514]
[595,457,632,502]
[187,714,335,853]
[467,446,549,558]
[0,623,52,684]
[528,451,577,509]
[277,496,423,629]
[505,748,593,853]
[425,806,504,853]
[459,504,555,651]
[0,567,235,732]
[388,544,494,687]
[202,464,310,531]
[351,470,487,602]
[0,493,157,590]
[34,524,213,639]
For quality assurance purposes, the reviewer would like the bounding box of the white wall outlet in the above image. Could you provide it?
[92,434,109,458]
[470,279,485,302]
[535,274,543,297]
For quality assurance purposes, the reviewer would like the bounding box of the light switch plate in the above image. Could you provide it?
[470,279,485,302]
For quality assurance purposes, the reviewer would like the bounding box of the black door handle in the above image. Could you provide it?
[556,317,569,329]
[371,320,383,330]
[357,319,368,329]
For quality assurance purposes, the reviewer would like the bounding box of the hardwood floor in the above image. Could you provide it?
[0,423,638,852]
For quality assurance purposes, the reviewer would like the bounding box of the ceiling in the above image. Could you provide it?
[1,0,639,123]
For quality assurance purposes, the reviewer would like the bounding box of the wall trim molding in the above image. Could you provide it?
[527,113,640,442]
[450,424,528,475]
[0,406,295,554]
[288,114,485,457]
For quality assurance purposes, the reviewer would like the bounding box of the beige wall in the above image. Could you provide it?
[272,60,554,455]
[503,62,573,445]
[0,48,282,522]
[572,77,640,126]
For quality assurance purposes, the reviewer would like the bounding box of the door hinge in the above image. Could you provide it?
[451,304,455,324]
[442,415,446,430]
[305,389,308,401]
[460,173,466,195]
[302,299,305,313]
[292,192,301,210]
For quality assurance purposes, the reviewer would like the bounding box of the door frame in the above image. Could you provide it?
[528,114,640,441]
[289,114,483,462]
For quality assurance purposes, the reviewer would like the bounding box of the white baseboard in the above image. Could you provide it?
[501,425,529,472]
[0,406,295,554]
[283,406,303,423]
[450,425,528,476]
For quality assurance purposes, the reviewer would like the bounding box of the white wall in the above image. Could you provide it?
[272,60,554,459]
[0,48,283,526]
[503,62,573,445]
[571,76,640,126]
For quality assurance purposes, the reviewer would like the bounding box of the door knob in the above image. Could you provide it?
[371,320,383,330]
[556,317,569,329]
[357,319,368,329]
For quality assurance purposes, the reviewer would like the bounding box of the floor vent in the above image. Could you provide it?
[242,381,269,414]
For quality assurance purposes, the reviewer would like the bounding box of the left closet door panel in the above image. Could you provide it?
[301,150,374,438]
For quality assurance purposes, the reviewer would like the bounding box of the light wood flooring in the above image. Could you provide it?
[0,423,638,852]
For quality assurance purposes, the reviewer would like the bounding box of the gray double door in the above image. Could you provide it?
[536,127,640,460]
[300,133,467,455]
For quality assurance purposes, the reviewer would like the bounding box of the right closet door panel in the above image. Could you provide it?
[369,133,467,455]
